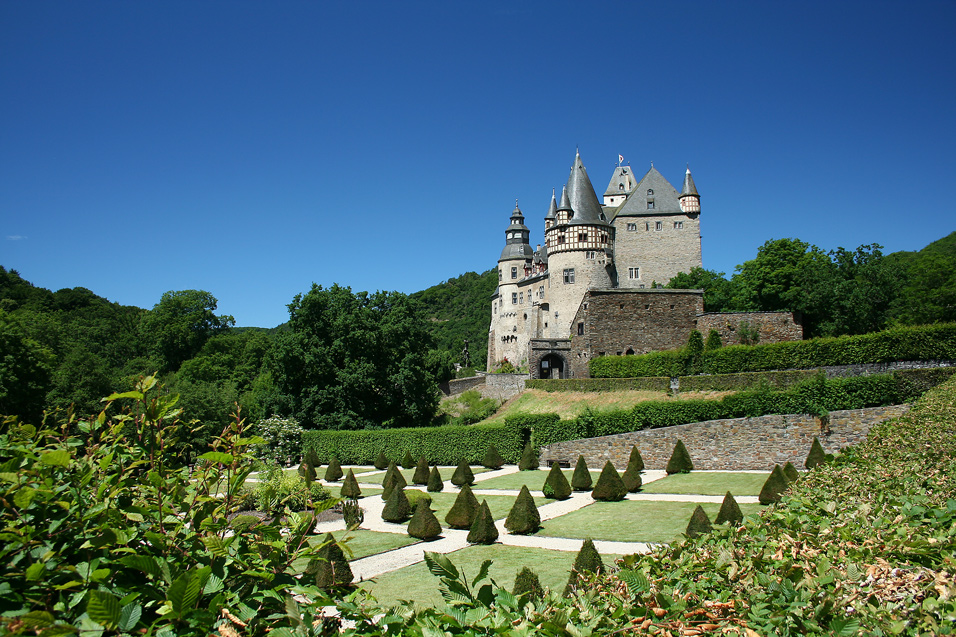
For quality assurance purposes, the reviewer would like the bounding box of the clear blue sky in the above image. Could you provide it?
[2,1,954,328]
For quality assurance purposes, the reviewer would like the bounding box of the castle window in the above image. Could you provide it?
[655,221,663,231]
[498,269,502,281]
[646,222,650,231]
[563,268,575,284]
[619,183,624,190]
[512,293,517,304]
[601,234,608,244]
[494,302,497,313]
[639,284,645,289]
[511,266,517,279]
[539,285,545,298]
[578,232,587,242]
[586,251,595,260]
[577,322,584,335]
[626,223,637,231]
[558,234,565,244]
[647,189,654,196]
[519,292,524,304]
[647,200,655,210]
[674,221,684,229]
[629,267,640,279]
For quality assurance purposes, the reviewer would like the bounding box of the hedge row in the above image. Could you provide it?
[677,370,819,392]
[590,323,956,378]
[525,377,670,392]
[531,368,956,448]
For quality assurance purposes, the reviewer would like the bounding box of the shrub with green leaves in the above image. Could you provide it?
[512,567,544,601]
[622,461,642,493]
[805,436,827,469]
[253,463,331,512]
[571,455,592,491]
[251,415,304,465]
[758,464,789,504]
[504,485,540,535]
[542,462,572,500]
[518,441,539,470]
[342,497,364,528]
[565,538,604,595]
[412,456,430,485]
[783,461,800,482]
[445,484,480,529]
[482,443,505,469]
[714,491,743,525]
[402,450,416,470]
[408,500,442,540]
[406,489,432,510]
[306,533,354,588]
[685,504,712,538]
[381,486,412,523]
[374,450,389,470]
[427,466,444,492]
[324,456,343,482]
[591,461,627,501]
[381,462,407,501]
[665,440,694,474]
[451,460,475,487]
[467,500,499,545]
[627,445,645,472]
[340,469,362,499]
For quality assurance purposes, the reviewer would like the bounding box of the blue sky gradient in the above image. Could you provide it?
[2,1,954,327]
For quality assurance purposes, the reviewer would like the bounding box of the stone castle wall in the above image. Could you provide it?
[613,213,701,288]
[697,311,804,345]
[483,372,530,400]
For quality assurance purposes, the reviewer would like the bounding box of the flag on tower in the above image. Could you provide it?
[618,154,624,165]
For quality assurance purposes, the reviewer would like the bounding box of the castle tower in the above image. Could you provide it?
[603,165,638,208]
[679,166,700,213]
[488,203,535,370]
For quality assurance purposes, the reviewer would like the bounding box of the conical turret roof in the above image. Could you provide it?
[680,166,699,198]
[565,152,608,226]
[545,189,557,220]
[557,185,572,212]
[499,202,533,262]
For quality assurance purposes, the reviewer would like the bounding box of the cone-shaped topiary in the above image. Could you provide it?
[381,462,407,501]
[340,469,362,499]
[714,491,743,525]
[306,533,354,588]
[298,461,317,485]
[622,462,643,493]
[705,329,723,352]
[518,442,539,471]
[407,499,442,540]
[325,457,344,482]
[591,461,627,501]
[783,461,799,483]
[406,489,432,510]
[543,462,572,500]
[512,567,544,601]
[666,440,694,474]
[571,456,592,491]
[445,484,480,529]
[504,485,540,535]
[565,537,604,595]
[427,466,444,492]
[381,486,412,523]
[805,436,827,469]
[451,461,475,487]
[402,450,416,470]
[412,456,430,485]
[374,451,389,471]
[627,446,645,472]
[467,500,499,545]
[685,504,713,538]
[482,444,505,470]
[758,465,789,505]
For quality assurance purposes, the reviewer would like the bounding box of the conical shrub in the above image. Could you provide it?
[325,457,344,482]
[298,460,317,485]
[381,486,411,523]
[758,465,789,505]
[512,567,543,601]
[783,461,799,483]
[622,462,643,493]
[381,462,407,501]
[565,537,604,595]
[665,440,694,474]
[805,436,827,469]
[591,461,627,501]
[504,485,540,535]
[570,456,592,491]
[340,469,362,499]
[445,484,480,529]
[685,504,712,538]
[714,491,743,525]
[306,533,353,588]
[483,444,505,470]
[412,456,430,485]
[542,462,572,500]
[451,461,475,487]
[402,450,416,470]
[627,446,645,472]
[426,466,444,492]
[407,500,442,540]
[467,500,499,545]
[518,442,539,471]
[374,451,389,471]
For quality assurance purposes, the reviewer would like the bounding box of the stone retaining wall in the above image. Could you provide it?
[539,404,910,471]
[439,375,487,397]
[484,373,530,400]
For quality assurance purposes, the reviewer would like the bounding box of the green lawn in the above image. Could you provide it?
[399,491,549,524]
[472,469,601,491]
[361,544,622,608]
[640,471,770,496]
[290,530,419,572]
[356,466,490,485]
[537,500,764,543]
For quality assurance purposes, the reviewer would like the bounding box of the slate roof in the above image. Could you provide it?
[565,152,609,226]
[499,204,533,262]
[545,190,557,220]
[603,165,638,197]
[680,167,699,197]
[615,166,682,216]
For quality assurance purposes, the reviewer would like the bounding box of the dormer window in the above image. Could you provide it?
[618,183,624,190]
[647,201,655,209]
[647,189,654,196]
[511,266,517,279]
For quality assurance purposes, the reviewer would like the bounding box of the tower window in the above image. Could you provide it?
[578,232,588,242]
[539,285,545,298]
[674,221,684,229]
[558,234,566,244]
[646,222,650,231]
[601,234,608,244]
[511,266,517,279]
[512,293,517,304]
[498,269,502,281]
[563,268,575,284]
[655,221,663,231]
[628,267,640,279]
[647,189,654,196]
[577,322,584,335]
[520,292,524,304]
[647,201,655,210]
[626,223,637,231]
[618,183,624,190]
[586,251,595,260]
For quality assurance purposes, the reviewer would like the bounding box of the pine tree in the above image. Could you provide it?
[758,465,789,505]
[665,440,694,474]
[504,485,540,535]
[381,486,412,523]
[427,466,444,492]
[306,533,354,588]
[805,436,827,469]
[714,491,743,525]
[451,461,475,487]
[340,469,362,499]
[565,538,604,595]
[374,451,389,471]
[543,462,572,500]
[402,450,416,470]
[570,456,592,491]
[445,484,480,529]
[783,461,800,483]
[518,442,539,471]
[685,504,712,538]
[324,456,344,482]
[512,567,544,601]
[591,461,627,501]
[413,456,430,485]
[482,444,505,469]
[622,461,642,493]
[407,500,442,540]
[627,446,645,472]
[381,462,407,501]
[467,500,499,545]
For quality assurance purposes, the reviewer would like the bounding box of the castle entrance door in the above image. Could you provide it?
[539,354,565,379]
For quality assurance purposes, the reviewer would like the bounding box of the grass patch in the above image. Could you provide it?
[640,472,769,496]
[474,469,601,491]
[537,500,764,543]
[356,467,490,484]
[290,530,419,572]
[405,491,549,524]
[361,544,622,608]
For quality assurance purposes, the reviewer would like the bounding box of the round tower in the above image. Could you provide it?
[488,203,534,370]
[679,166,700,214]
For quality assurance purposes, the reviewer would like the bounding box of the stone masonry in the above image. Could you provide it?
[697,311,804,346]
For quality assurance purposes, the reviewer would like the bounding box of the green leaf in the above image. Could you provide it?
[87,590,121,629]
[202,572,223,595]
[25,561,46,581]
[40,449,71,467]
[199,451,234,465]
[118,555,161,578]
[471,559,493,588]
[103,390,143,402]
[202,534,229,557]
[167,574,189,617]
[618,569,650,595]
[20,611,55,628]
[14,487,36,508]
[424,551,460,582]
[118,603,142,632]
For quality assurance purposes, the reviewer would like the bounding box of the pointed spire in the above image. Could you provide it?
[557,185,572,212]
[545,189,557,219]
[565,152,606,225]
[680,166,699,198]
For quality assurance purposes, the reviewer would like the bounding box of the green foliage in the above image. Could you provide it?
[518,441,539,471]
[678,369,818,392]
[252,463,331,513]
[666,440,694,474]
[758,465,790,504]
[0,308,54,422]
[542,462,572,500]
[466,501,499,545]
[306,533,354,588]
[628,445,645,471]
[889,231,956,325]
[565,538,604,595]
[783,461,800,482]
[402,449,416,469]
[141,289,234,373]
[297,458,316,483]
[374,450,389,470]
[705,329,723,352]
[591,461,627,501]
[427,466,444,492]
[525,377,671,392]
[482,443,505,469]
[324,456,343,482]
[381,487,412,523]
[494,358,518,374]
[666,267,738,312]
[251,415,303,466]
[445,484,480,529]
[684,504,712,538]
[342,497,364,528]
[381,462,407,501]
[439,389,501,426]
[504,485,541,535]
[512,566,544,601]
[686,329,705,375]
[451,460,475,487]
[571,455,593,491]
[340,469,362,499]
[805,436,827,469]
[714,491,743,525]
[621,461,642,493]
[407,500,442,540]
[412,455,430,485]
[405,489,432,510]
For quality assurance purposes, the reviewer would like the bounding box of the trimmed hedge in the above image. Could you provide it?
[525,377,670,392]
[591,323,956,378]
[677,370,819,392]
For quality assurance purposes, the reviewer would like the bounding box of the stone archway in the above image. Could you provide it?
[539,353,566,379]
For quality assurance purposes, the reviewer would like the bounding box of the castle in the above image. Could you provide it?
[487,151,802,378]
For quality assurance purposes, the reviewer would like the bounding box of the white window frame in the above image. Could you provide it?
[563,268,575,284]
